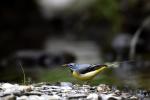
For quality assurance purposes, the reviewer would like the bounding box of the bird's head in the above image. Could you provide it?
[62,63,75,68]
[62,63,75,73]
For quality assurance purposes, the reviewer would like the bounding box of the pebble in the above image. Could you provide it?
[100,93,122,100]
[97,84,111,93]
[130,95,138,100]
[18,85,33,92]
[121,93,130,99]
[1,94,16,100]
[28,95,41,100]
[87,93,99,100]
[60,82,73,87]
[0,83,149,100]
[51,95,61,100]
[68,94,87,99]
[114,90,121,96]
[17,95,28,100]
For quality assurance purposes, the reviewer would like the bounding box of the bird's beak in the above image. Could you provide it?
[62,64,67,67]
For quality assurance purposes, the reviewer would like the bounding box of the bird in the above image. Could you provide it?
[63,62,120,81]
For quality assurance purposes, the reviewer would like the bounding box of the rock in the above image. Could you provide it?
[17,95,28,100]
[130,95,138,100]
[40,95,53,100]
[47,95,61,100]
[121,93,130,99]
[68,94,87,99]
[1,94,16,100]
[28,95,40,100]
[114,90,121,96]
[60,82,72,93]
[97,84,111,93]
[23,92,43,96]
[2,83,20,94]
[2,83,15,89]
[61,87,72,93]
[60,82,73,87]
[61,86,72,91]
[1,83,33,95]
[0,83,149,100]
[107,97,120,100]
[87,93,99,100]
[100,94,122,100]
[19,85,33,92]
[137,93,145,100]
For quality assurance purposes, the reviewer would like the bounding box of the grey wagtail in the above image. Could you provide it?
[63,62,120,81]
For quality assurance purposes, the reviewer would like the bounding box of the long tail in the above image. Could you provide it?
[105,60,135,68]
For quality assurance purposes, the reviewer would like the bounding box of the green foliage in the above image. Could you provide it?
[91,0,122,33]
[94,0,120,19]
[39,67,75,83]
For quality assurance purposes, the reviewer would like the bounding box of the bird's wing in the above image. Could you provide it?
[71,64,107,74]
[69,64,92,71]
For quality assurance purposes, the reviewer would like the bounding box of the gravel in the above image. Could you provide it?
[0,82,149,100]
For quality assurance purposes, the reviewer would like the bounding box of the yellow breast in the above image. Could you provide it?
[72,66,107,81]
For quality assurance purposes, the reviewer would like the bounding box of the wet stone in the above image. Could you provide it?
[114,90,121,96]
[87,93,99,100]
[1,94,16,100]
[97,84,111,93]
[17,95,28,100]
[68,94,87,99]
[23,91,44,96]
[60,82,73,87]
[130,95,138,100]
[0,82,150,100]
